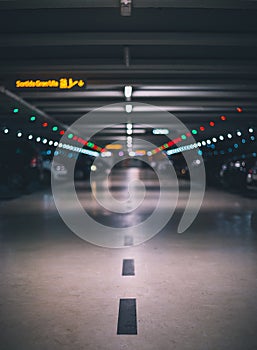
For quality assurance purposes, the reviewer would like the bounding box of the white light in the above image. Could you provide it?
[127,123,132,129]
[152,128,169,135]
[54,141,58,147]
[36,137,41,142]
[17,132,22,138]
[202,141,206,146]
[227,133,232,139]
[207,139,211,145]
[127,136,132,141]
[212,137,217,143]
[219,135,224,141]
[42,138,48,144]
[49,140,53,145]
[237,131,242,136]
[127,129,133,135]
[125,104,133,113]
[124,85,132,99]
[91,165,97,171]
[147,151,152,156]
[129,151,135,157]
[3,128,9,134]
[28,134,33,140]
[59,142,62,147]
[101,151,112,158]
[197,142,202,147]
[249,128,254,133]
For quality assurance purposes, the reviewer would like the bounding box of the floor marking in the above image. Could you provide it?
[122,259,135,276]
[117,298,137,335]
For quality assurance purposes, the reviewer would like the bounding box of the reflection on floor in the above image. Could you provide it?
[0,168,257,350]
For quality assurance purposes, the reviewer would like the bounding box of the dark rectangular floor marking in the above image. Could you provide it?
[124,235,133,246]
[122,259,135,276]
[117,298,137,335]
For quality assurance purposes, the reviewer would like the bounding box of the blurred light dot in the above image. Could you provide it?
[46,150,51,155]
[60,130,65,135]
[228,148,233,152]
[207,140,211,144]
[200,126,205,131]
[28,134,33,140]
[237,131,242,136]
[181,134,187,140]
[49,140,53,145]
[198,150,203,156]
[36,137,41,142]
[52,126,58,131]
[220,115,226,121]
[251,136,255,141]
[212,137,217,142]
[13,108,19,113]
[3,128,9,134]
[197,142,201,147]
[241,138,246,144]
[249,128,254,133]
[234,143,239,148]
[192,129,197,135]
[236,107,243,113]
[252,152,257,157]
[227,133,232,138]
[42,138,47,144]
[54,141,58,146]
[219,135,224,140]
[209,121,215,127]
[17,132,22,137]
[30,116,36,122]
[68,133,73,139]
[202,141,206,146]
[42,122,48,127]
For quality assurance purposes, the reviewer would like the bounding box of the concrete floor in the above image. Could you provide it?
[0,168,257,350]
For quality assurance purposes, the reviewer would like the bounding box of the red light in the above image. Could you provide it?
[73,136,78,141]
[30,157,37,168]
[220,115,226,121]
[200,126,205,131]
[236,107,243,113]
[209,121,215,127]
[42,122,48,127]
[59,130,65,135]
[186,132,191,137]
[168,141,174,147]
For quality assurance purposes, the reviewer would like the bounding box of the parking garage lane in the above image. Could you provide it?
[0,168,257,350]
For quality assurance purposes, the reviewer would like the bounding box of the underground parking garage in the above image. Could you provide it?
[0,1,257,350]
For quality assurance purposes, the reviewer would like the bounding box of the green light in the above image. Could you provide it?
[192,129,197,135]
[87,142,94,148]
[52,126,58,131]
[68,133,73,139]
[13,108,19,113]
[181,134,187,140]
[30,116,36,122]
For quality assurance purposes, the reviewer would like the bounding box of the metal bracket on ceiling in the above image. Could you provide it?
[120,0,132,16]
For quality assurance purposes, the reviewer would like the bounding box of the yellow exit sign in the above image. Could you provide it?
[16,78,86,89]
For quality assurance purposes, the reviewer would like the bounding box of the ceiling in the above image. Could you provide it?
[0,0,257,153]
